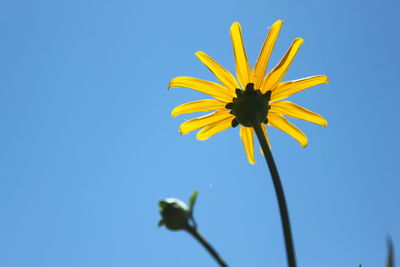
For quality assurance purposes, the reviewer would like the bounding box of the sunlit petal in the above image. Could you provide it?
[169,76,233,102]
[259,123,271,156]
[197,117,233,140]
[252,20,283,89]
[261,123,271,149]
[195,51,240,91]
[261,38,304,93]
[268,112,308,147]
[240,126,255,164]
[270,101,327,126]
[171,99,227,117]
[230,22,251,88]
[271,75,329,101]
[179,110,233,135]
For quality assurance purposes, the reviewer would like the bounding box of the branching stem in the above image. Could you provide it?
[185,226,228,267]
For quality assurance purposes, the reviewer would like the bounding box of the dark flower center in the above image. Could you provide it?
[225,83,271,127]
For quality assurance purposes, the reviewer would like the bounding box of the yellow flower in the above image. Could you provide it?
[169,21,328,164]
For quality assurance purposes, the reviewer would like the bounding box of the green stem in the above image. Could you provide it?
[185,226,228,267]
[252,122,297,267]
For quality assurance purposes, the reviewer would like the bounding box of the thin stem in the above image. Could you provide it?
[185,226,228,267]
[252,122,297,267]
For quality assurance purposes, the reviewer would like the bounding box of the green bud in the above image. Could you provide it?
[159,198,190,231]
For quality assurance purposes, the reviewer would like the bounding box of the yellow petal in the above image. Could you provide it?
[196,117,233,140]
[171,99,227,117]
[179,110,233,135]
[259,123,272,156]
[261,38,304,93]
[240,126,255,164]
[261,123,272,149]
[252,20,283,89]
[230,22,251,88]
[268,112,308,147]
[271,75,329,101]
[270,101,327,127]
[195,51,240,91]
[169,76,233,102]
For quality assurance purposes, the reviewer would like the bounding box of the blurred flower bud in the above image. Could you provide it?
[159,198,190,230]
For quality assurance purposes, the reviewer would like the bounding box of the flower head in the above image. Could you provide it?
[169,21,328,164]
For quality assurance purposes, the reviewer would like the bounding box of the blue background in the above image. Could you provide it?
[0,0,399,266]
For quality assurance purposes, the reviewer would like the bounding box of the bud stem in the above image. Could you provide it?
[185,226,228,267]
[252,122,297,267]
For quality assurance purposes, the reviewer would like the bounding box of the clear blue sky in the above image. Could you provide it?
[0,0,399,266]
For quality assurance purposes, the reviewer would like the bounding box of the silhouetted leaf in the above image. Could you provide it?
[189,190,198,212]
[386,238,394,267]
